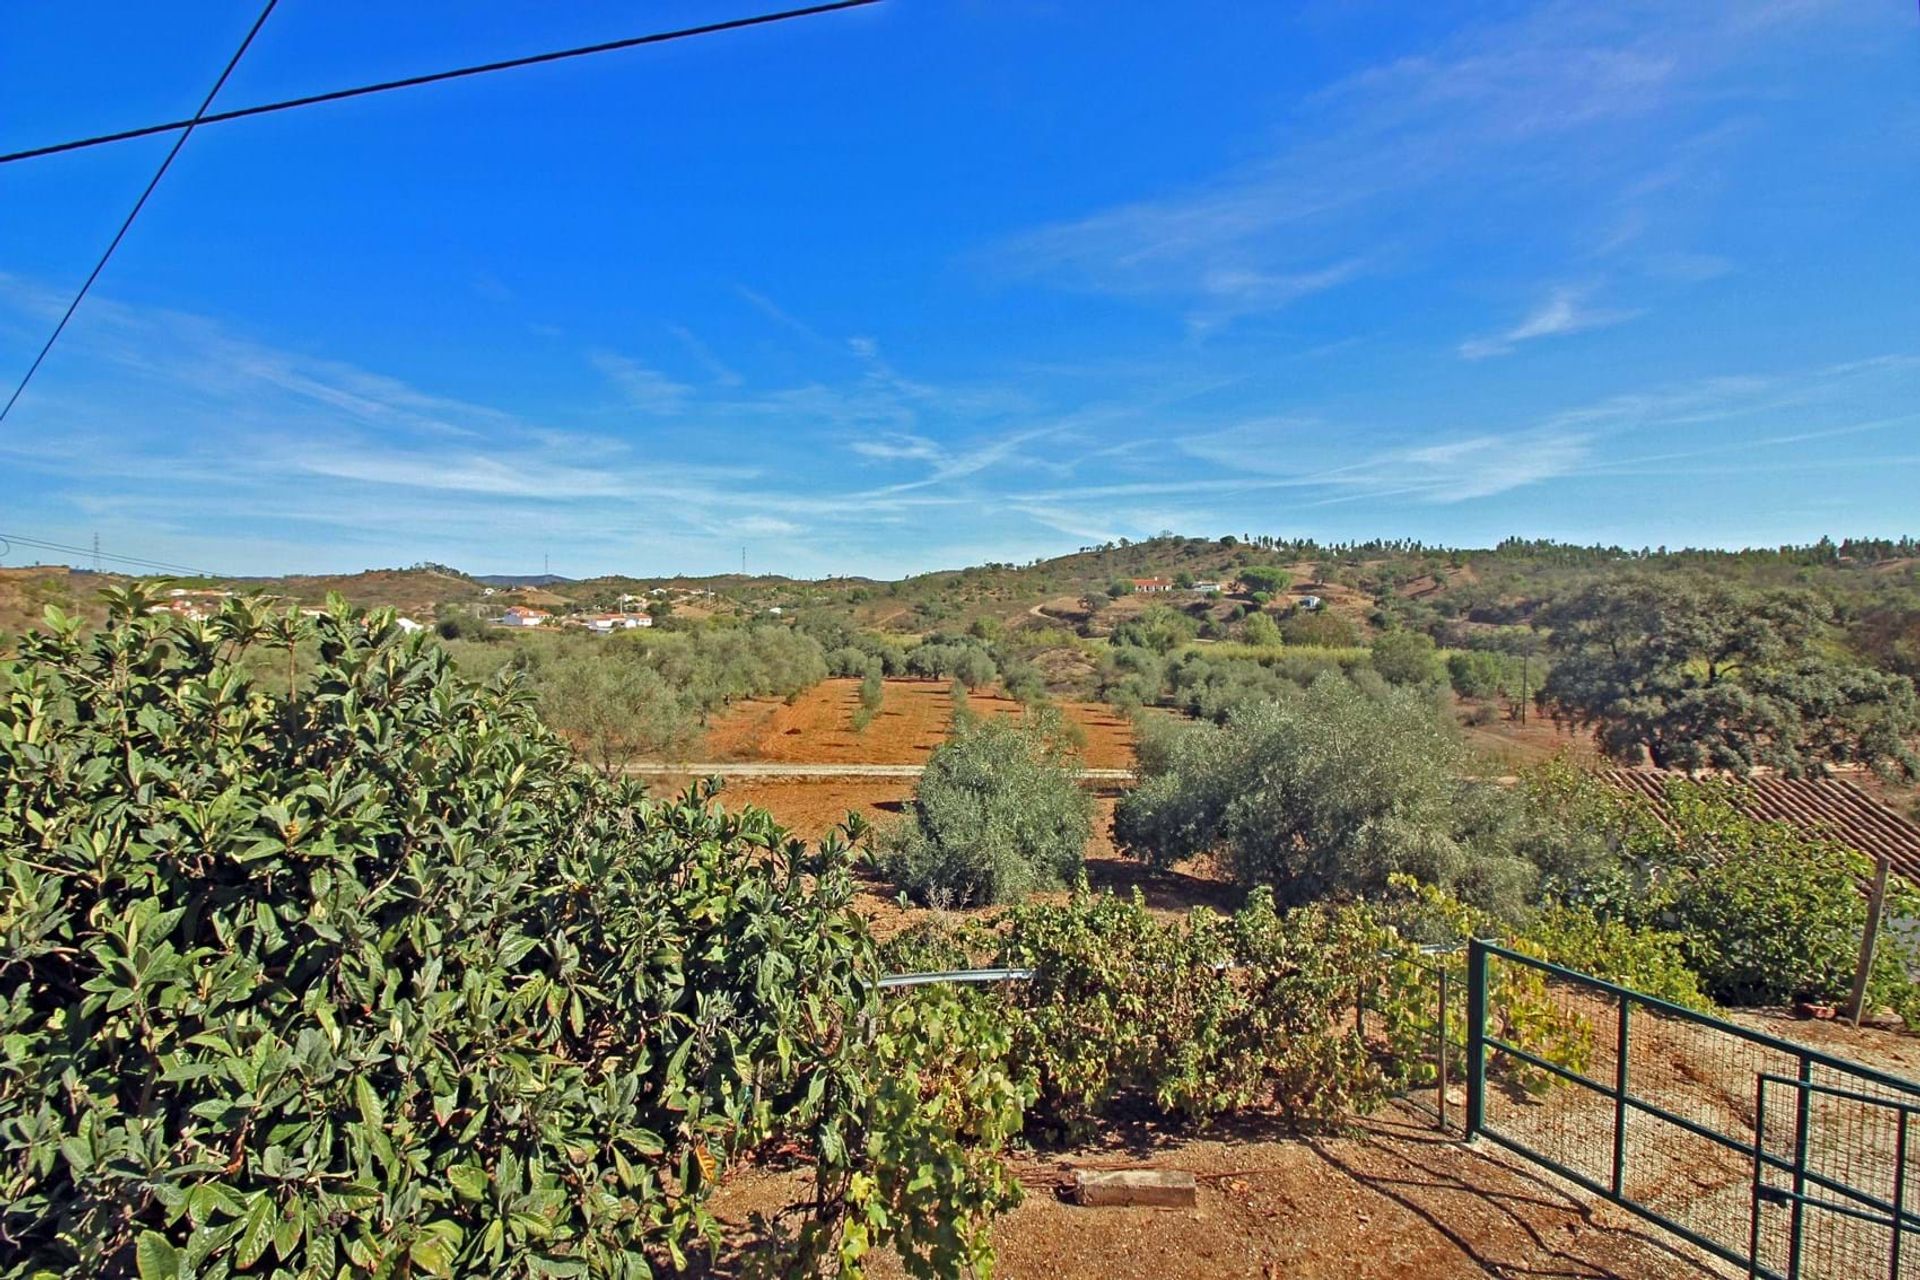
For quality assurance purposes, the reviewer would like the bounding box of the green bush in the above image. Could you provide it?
[1523,906,1711,1011]
[1116,677,1540,915]
[0,589,971,1280]
[799,989,1028,1278]
[1370,629,1442,687]
[1279,610,1359,648]
[852,660,885,733]
[883,891,1400,1140]
[1446,650,1506,699]
[1237,566,1292,595]
[1240,613,1281,647]
[876,711,1092,906]
[1660,829,1870,1007]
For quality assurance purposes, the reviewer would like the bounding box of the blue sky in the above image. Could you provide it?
[2,1,1917,578]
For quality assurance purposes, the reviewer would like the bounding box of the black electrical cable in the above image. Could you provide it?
[0,0,882,168]
[0,0,281,426]
[0,531,214,576]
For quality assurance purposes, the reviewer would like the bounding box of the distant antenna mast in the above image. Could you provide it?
[544,551,550,577]
[742,546,747,576]
[92,531,100,573]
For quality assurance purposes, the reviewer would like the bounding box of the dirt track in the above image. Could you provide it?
[702,1104,1722,1279]
[627,761,1131,781]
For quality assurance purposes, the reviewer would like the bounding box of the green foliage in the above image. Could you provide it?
[1108,604,1197,654]
[1370,629,1442,687]
[884,890,1406,1140]
[1237,566,1292,595]
[1540,574,1920,776]
[1240,613,1281,647]
[536,647,699,776]
[1105,579,1134,599]
[851,662,885,734]
[1522,906,1711,1011]
[0,587,882,1279]
[1116,678,1541,915]
[1446,650,1506,699]
[903,641,996,689]
[1648,790,1880,1006]
[1278,610,1359,648]
[876,711,1092,906]
[798,990,1028,1280]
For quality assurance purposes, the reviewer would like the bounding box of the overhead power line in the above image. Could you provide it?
[0,531,215,577]
[0,0,281,426]
[0,0,883,168]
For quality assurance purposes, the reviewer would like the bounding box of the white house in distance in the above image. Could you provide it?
[1298,595,1324,611]
[1190,580,1223,593]
[579,613,651,634]
[1132,577,1174,593]
[501,606,551,628]
[394,617,426,634]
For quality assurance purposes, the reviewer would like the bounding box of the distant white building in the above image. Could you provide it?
[501,606,550,627]
[581,613,649,634]
[394,617,426,634]
[1190,581,1223,593]
[1298,595,1324,611]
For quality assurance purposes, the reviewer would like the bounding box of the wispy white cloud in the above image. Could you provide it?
[987,3,1834,332]
[1458,286,1640,359]
[587,350,692,414]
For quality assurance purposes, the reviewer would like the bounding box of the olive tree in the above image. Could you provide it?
[1116,676,1539,915]
[877,710,1092,906]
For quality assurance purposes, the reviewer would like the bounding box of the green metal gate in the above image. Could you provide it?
[1464,939,1920,1279]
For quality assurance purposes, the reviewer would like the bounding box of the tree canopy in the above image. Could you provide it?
[1539,575,1920,776]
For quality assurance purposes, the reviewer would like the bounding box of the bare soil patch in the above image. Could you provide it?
[693,679,1133,769]
[700,1105,1718,1279]
[1454,700,1597,769]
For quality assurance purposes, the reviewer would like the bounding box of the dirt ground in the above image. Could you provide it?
[702,1104,1723,1279]
[1452,700,1597,770]
[696,678,1135,769]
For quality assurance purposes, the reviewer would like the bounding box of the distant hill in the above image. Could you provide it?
[474,573,574,588]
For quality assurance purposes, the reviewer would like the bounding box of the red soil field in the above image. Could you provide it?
[695,677,1135,769]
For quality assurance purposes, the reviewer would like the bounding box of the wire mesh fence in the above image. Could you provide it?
[1379,946,1469,1135]
[1465,940,1920,1279]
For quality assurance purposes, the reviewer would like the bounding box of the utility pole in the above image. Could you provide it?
[543,552,550,577]
[92,531,100,573]
[741,546,747,576]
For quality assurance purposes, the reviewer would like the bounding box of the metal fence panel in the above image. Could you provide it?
[1464,939,1920,1280]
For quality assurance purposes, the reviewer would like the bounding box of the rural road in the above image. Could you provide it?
[626,761,1134,782]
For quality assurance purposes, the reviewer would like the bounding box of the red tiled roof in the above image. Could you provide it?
[1600,769,1920,884]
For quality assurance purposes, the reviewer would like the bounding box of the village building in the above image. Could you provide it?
[1132,577,1174,593]
[500,606,550,628]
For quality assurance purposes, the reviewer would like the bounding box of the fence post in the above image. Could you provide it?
[1465,938,1488,1138]
[1789,1058,1812,1280]
[1847,856,1890,1027]
[1612,994,1631,1199]
[1437,965,1450,1133]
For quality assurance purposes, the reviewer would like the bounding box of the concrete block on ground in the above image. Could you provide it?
[1070,1168,1198,1209]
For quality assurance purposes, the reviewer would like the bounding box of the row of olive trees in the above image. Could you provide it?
[449,624,831,773]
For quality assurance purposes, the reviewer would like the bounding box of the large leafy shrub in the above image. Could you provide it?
[875,710,1092,906]
[883,890,1401,1140]
[1635,782,1920,1010]
[0,590,893,1279]
[1116,677,1541,915]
